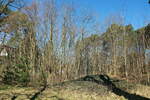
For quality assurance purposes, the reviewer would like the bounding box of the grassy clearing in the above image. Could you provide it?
[38,80,149,100]
[0,78,150,100]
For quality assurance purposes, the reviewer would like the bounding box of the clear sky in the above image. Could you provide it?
[74,0,150,29]
[26,0,150,30]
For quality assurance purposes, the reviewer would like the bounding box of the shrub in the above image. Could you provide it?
[2,57,30,86]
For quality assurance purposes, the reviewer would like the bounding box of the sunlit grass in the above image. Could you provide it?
[0,80,149,100]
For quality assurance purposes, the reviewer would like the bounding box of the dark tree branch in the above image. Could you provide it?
[0,0,15,16]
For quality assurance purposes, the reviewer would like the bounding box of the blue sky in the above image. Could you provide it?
[74,0,150,29]
[26,0,150,30]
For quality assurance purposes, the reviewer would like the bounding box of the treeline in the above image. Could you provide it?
[0,0,150,86]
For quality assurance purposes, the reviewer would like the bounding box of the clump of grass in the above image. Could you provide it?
[0,85,12,90]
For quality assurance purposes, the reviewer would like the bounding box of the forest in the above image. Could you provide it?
[0,0,150,100]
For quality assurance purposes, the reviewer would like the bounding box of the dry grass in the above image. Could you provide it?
[40,88,127,100]
[130,84,150,98]
[0,80,149,100]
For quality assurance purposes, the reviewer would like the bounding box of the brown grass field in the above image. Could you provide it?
[0,76,150,100]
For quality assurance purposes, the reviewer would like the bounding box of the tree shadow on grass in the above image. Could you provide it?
[9,85,47,100]
[29,85,47,100]
[80,74,150,100]
[11,95,17,100]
